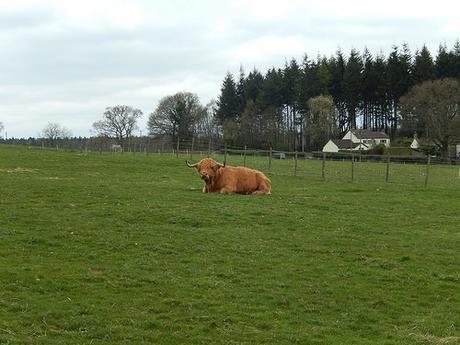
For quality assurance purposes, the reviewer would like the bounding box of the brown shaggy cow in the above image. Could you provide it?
[186,158,271,195]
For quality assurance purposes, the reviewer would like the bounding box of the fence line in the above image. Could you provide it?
[1,137,459,189]
[179,148,459,189]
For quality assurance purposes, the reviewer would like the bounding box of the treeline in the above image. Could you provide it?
[214,42,460,151]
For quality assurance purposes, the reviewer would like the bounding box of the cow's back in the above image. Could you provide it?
[217,166,270,194]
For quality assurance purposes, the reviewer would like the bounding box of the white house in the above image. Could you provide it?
[323,129,390,153]
[410,132,421,150]
[322,139,368,153]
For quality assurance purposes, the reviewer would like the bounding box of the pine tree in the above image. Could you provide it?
[317,57,332,95]
[282,59,302,150]
[361,48,378,129]
[328,50,347,133]
[435,44,455,78]
[257,68,284,110]
[257,68,284,147]
[413,45,435,83]
[216,73,240,126]
[299,56,319,109]
[244,69,264,104]
[343,48,363,129]
[236,66,246,115]
[373,52,390,130]
[452,40,460,78]
[387,44,412,135]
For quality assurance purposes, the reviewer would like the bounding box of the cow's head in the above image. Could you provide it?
[186,158,225,182]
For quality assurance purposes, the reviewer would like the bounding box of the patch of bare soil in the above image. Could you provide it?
[0,167,34,173]
[410,333,460,344]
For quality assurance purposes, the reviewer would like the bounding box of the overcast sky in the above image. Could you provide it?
[1,0,459,138]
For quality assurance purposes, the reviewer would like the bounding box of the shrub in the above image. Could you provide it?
[367,144,386,155]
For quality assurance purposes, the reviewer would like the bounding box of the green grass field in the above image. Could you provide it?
[1,145,459,345]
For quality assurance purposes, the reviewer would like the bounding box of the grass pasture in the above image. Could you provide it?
[0,145,459,344]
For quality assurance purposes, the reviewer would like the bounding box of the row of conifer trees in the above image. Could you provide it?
[214,42,460,150]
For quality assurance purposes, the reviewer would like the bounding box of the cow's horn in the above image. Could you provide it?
[186,160,198,168]
[217,161,225,167]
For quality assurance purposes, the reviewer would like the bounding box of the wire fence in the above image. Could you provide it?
[2,137,459,189]
[188,149,459,190]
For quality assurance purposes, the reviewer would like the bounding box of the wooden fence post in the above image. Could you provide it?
[190,137,194,161]
[385,156,390,182]
[176,137,180,158]
[268,147,272,173]
[294,151,298,176]
[243,145,247,167]
[351,154,355,182]
[224,143,228,165]
[322,152,326,180]
[424,156,431,188]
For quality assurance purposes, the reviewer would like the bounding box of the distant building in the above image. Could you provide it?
[322,139,368,152]
[322,129,390,153]
[410,133,434,154]
[410,132,422,150]
[272,152,286,159]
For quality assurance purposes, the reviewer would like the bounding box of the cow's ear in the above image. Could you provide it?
[212,164,222,172]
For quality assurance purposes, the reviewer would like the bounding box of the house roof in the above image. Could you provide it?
[350,129,389,139]
[331,139,366,149]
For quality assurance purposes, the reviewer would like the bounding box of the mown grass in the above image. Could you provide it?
[0,145,459,344]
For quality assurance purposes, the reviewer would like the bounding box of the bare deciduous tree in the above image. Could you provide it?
[92,105,143,149]
[0,122,4,136]
[400,78,460,157]
[148,92,206,143]
[194,100,219,140]
[41,122,72,146]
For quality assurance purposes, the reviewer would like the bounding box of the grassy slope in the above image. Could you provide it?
[0,145,459,345]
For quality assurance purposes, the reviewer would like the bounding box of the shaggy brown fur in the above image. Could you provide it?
[186,158,271,195]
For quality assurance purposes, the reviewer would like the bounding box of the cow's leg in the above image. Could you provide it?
[252,190,267,195]
[202,186,207,193]
[219,187,234,194]
[253,179,271,195]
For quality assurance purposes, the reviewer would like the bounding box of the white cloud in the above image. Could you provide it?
[228,0,305,19]
[227,35,308,66]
